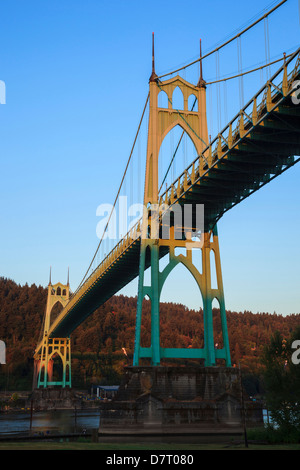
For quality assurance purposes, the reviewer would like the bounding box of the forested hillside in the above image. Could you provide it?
[0,277,299,393]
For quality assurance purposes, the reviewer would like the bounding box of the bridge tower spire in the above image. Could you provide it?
[150,32,158,83]
[133,36,231,367]
[197,38,206,89]
[34,274,71,389]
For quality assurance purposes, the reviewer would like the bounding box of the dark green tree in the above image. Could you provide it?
[262,327,300,433]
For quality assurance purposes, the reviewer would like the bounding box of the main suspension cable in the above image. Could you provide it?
[75,93,150,292]
[157,0,287,80]
[205,52,293,85]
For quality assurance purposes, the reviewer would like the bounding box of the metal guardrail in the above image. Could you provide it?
[160,47,300,205]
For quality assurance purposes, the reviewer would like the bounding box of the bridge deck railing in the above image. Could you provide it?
[160,47,300,208]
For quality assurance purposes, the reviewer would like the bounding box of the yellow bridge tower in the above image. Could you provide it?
[133,35,231,367]
[34,269,71,388]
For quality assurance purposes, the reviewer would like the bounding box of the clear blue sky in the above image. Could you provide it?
[0,0,299,316]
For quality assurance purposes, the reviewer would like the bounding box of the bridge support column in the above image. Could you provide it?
[133,224,231,367]
[36,337,71,389]
[202,226,231,366]
[34,278,72,389]
[134,239,161,367]
[133,36,231,367]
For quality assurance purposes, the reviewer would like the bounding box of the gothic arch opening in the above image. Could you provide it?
[192,244,202,275]
[158,125,198,193]
[50,301,64,326]
[210,249,218,290]
[159,247,169,273]
[142,245,152,287]
[50,352,63,385]
[172,86,184,110]
[39,365,45,384]
[212,297,225,364]
[159,261,204,358]
[140,296,151,351]
[158,89,169,108]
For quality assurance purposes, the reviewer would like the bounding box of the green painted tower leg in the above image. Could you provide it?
[150,242,161,366]
[133,240,161,366]
[212,226,231,366]
[202,232,216,366]
[133,243,147,366]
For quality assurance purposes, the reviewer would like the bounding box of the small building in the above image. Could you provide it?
[91,385,119,400]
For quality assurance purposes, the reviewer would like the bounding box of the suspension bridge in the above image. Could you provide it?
[33,1,300,389]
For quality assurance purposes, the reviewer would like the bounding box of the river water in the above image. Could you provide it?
[0,409,100,438]
[0,408,270,441]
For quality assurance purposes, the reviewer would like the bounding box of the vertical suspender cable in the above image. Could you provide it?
[183,68,187,168]
[209,84,213,139]
[75,94,149,292]
[260,67,264,87]
[171,125,174,181]
[138,131,141,205]
[237,36,244,108]
[216,50,221,132]
[130,146,133,208]
[184,130,187,168]
[160,92,164,190]
[223,80,228,126]
[264,16,271,79]
[218,51,222,130]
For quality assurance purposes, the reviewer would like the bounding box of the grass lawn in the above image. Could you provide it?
[0,440,299,450]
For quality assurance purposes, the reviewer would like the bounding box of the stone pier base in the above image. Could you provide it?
[28,388,80,410]
[99,366,263,435]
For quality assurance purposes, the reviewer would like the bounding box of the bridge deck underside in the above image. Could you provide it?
[40,77,300,346]
[50,242,168,338]
[185,102,300,229]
